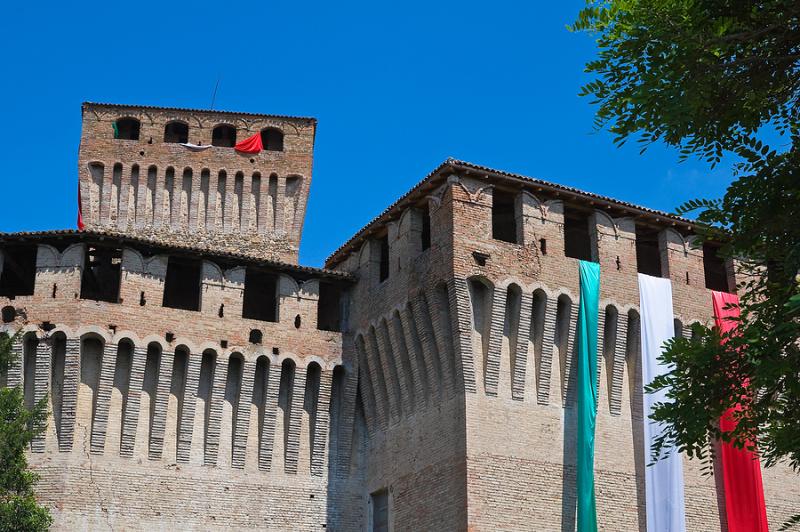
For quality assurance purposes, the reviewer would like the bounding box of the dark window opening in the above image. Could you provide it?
[540,238,547,255]
[378,235,389,282]
[212,125,237,147]
[703,243,731,292]
[2,306,16,323]
[420,207,431,251]
[114,118,140,140]
[371,489,389,532]
[492,189,518,243]
[0,245,37,297]
[261,128,284,151]
[317,282,342,332]
[242,267,278,322]
[564,206,593,261]
[80,246,122,303]
[163,121,189,143]
[635,225,662,277]
[162,256,202,311]
[249,329,263,344]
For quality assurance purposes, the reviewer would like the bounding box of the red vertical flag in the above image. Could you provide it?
[77,184,85,230]
[712,290,769,532]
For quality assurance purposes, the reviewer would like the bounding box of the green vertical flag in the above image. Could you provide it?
[576,259,600,532]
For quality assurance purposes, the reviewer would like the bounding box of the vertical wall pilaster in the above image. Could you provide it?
[204,356,228,465]
[284,366,307,474]
[484,287,508,397]
[176,353,202,463]
[537,297,558,405]
[7,336,23,388]
[310,369,333,476]
[59,338,81,452]
[259,362,282,471]
[149,350,174,460]
[90,343,117,454]
[120,346,147,457]
[31,338,52,453]
[512,292,533,401]
[232,360,256,469]
[449,277,477,394]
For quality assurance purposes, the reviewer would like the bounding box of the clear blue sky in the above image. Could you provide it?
[0,1,736,267]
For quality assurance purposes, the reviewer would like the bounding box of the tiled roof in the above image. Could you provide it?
[325,158,699,268]
[0,229,352,281]
[83,101,317,123]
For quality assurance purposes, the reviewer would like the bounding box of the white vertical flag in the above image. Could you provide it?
[638,274,687,532]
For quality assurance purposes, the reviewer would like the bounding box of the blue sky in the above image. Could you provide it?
[0,1,736,267]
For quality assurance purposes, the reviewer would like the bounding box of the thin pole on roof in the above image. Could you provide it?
[210,76,222,110]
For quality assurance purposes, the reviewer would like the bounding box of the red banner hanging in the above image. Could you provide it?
[712,290,769,532]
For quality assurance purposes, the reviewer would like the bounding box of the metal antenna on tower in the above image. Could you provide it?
[210,76,222,110]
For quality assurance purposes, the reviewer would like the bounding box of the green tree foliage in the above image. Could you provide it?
[0,334,52,531]
[573,0,799,525]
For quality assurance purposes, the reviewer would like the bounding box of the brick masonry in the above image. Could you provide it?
[0,104,797,530]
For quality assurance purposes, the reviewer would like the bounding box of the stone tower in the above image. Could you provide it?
[78,102,316,263]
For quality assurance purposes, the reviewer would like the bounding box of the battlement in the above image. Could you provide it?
[78,103,317,263]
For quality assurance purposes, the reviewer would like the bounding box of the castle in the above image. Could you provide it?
[0,102,795,530]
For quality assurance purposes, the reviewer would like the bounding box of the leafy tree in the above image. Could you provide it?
[572,0,799,525]
[0,333,52,531]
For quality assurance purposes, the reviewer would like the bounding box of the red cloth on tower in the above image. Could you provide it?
[77,185,85,230]
[712,290,769,532]
[234,133,263,154]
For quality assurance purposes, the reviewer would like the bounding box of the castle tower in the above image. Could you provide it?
[78,102,316,263]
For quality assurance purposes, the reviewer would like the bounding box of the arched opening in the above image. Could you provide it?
[166,347,189,461]
[261,127,284,151]
[555,294,573,402]
[23,334,37,412]
[252,356,269,470]
[468,277,493,388]
[211,124,236,147]
[77,336,104,451]
[114,118,140,140]
[503,284,522,397]
[530,289,548,400]
[303,362,321,471]
[221,353,243,466]
[328,365,346,464]
[673,318,684,339]
[108,339,133,454]
[195,349,217,465]
[278,358,296,468]
[50,333,67,446]
[139,343,162,458]
[163,121,189,143]
[603,305,620,414]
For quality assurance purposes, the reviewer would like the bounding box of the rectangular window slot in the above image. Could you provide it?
[162,256,202,311]
[378,235,389,282]
[563,206,593,261]
[0,244,37,297]
[492,189,518,243]
[80,246,122,302]
[242,267,278,322]
[420,207,431,251]
[635,224,662,277]
[703,243,731,292]
[317,282,342,332]
[370,489,389,532]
